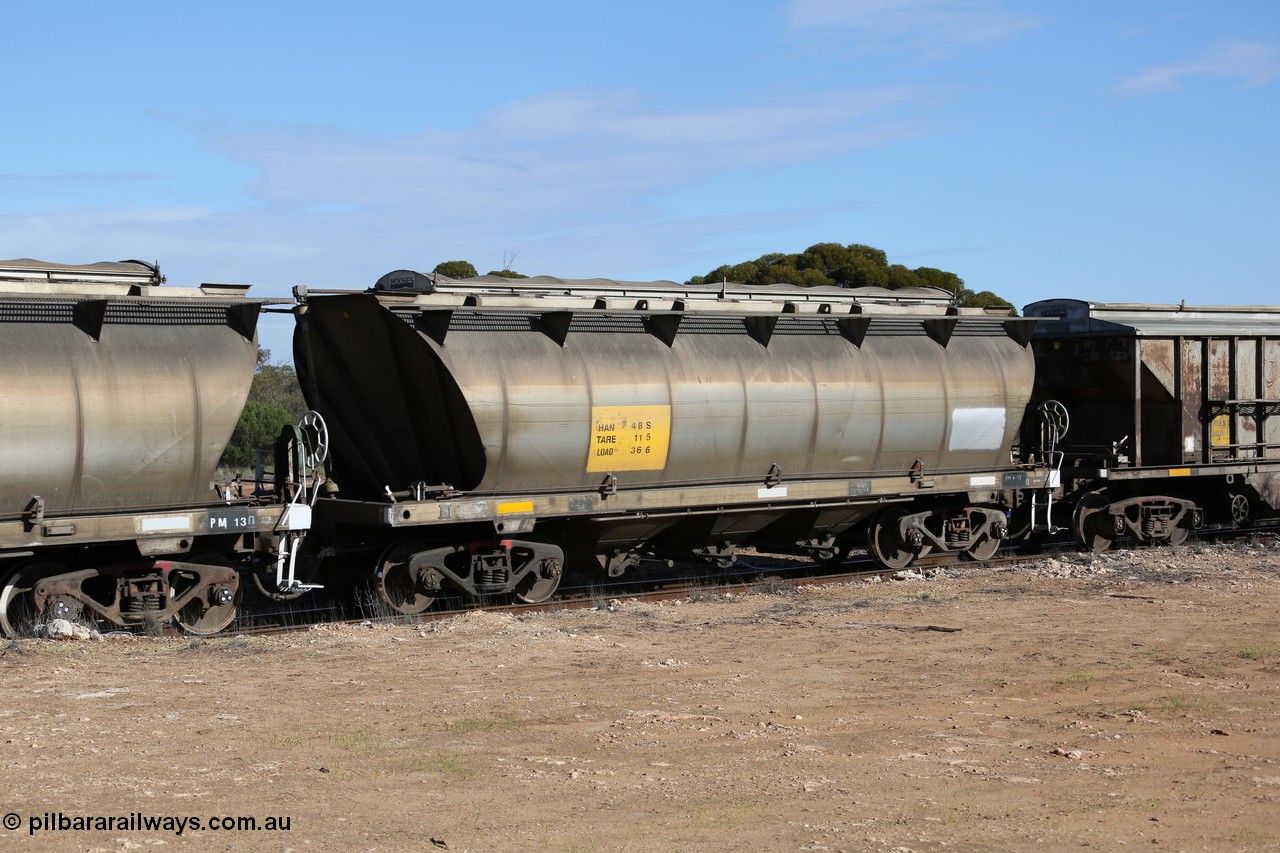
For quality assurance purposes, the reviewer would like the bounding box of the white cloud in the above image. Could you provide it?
[782,0,1038,57]
[5,85,931,292]
[1115,39,1280,95]
[209,87,924,215]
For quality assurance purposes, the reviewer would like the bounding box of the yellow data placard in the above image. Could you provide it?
[1210,414,1231,448]
[586,405,671,472]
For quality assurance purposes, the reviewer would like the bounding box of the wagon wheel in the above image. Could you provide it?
[514,545,565,604]
[372,542,435,616]
[0,561,65,638]
[1165,504,1196,546]
[868,508,917,570]
[1072,492,1116,552]
[513,559,562,604]
[964,534,1001,562]
[173,554,241,636]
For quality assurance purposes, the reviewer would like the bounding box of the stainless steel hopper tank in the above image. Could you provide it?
[294,275,1036,501]
[0,259,262,518]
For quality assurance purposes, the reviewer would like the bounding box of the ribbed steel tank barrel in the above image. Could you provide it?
[0,259,263,518]
[295,273,1038,501]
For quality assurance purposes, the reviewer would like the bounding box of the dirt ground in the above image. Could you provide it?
[1,539,1277,853]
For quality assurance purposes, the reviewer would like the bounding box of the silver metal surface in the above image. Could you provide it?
[0,260,263,522]
[297,279,1036,500]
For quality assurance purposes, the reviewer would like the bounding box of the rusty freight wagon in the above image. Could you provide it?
[1023,298,1280,549]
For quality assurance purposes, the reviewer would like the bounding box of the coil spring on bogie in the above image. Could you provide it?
[468,549,512,591]
[122,576,167,619]
[124,594,164,616]
[1143,506,1174,539]
[945,519,970,548]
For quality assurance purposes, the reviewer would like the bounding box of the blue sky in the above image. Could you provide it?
[4,1,1278,360]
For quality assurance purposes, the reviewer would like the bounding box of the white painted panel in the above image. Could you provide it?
[139,515,193,533]
[949,408,1007,452]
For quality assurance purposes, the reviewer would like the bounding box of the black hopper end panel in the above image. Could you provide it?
[293,294,486,499]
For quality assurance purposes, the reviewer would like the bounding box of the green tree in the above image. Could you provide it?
[686,241,1012,308]
[885,264,921,289]
[220,348,306,473]
[433,260,478,278]
[222,400,292,471]
[430,259,529,279]
[249,349,307,422]
[912,266,966,297]
[798,242,889,288]
[964,290,1015,311]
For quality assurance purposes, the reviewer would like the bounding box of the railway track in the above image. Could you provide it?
[45,524,1276,641]
[217,522,1278,638]
[221,548,1044,638]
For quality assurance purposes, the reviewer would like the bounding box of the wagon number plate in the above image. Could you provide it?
[207,509,259,532]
